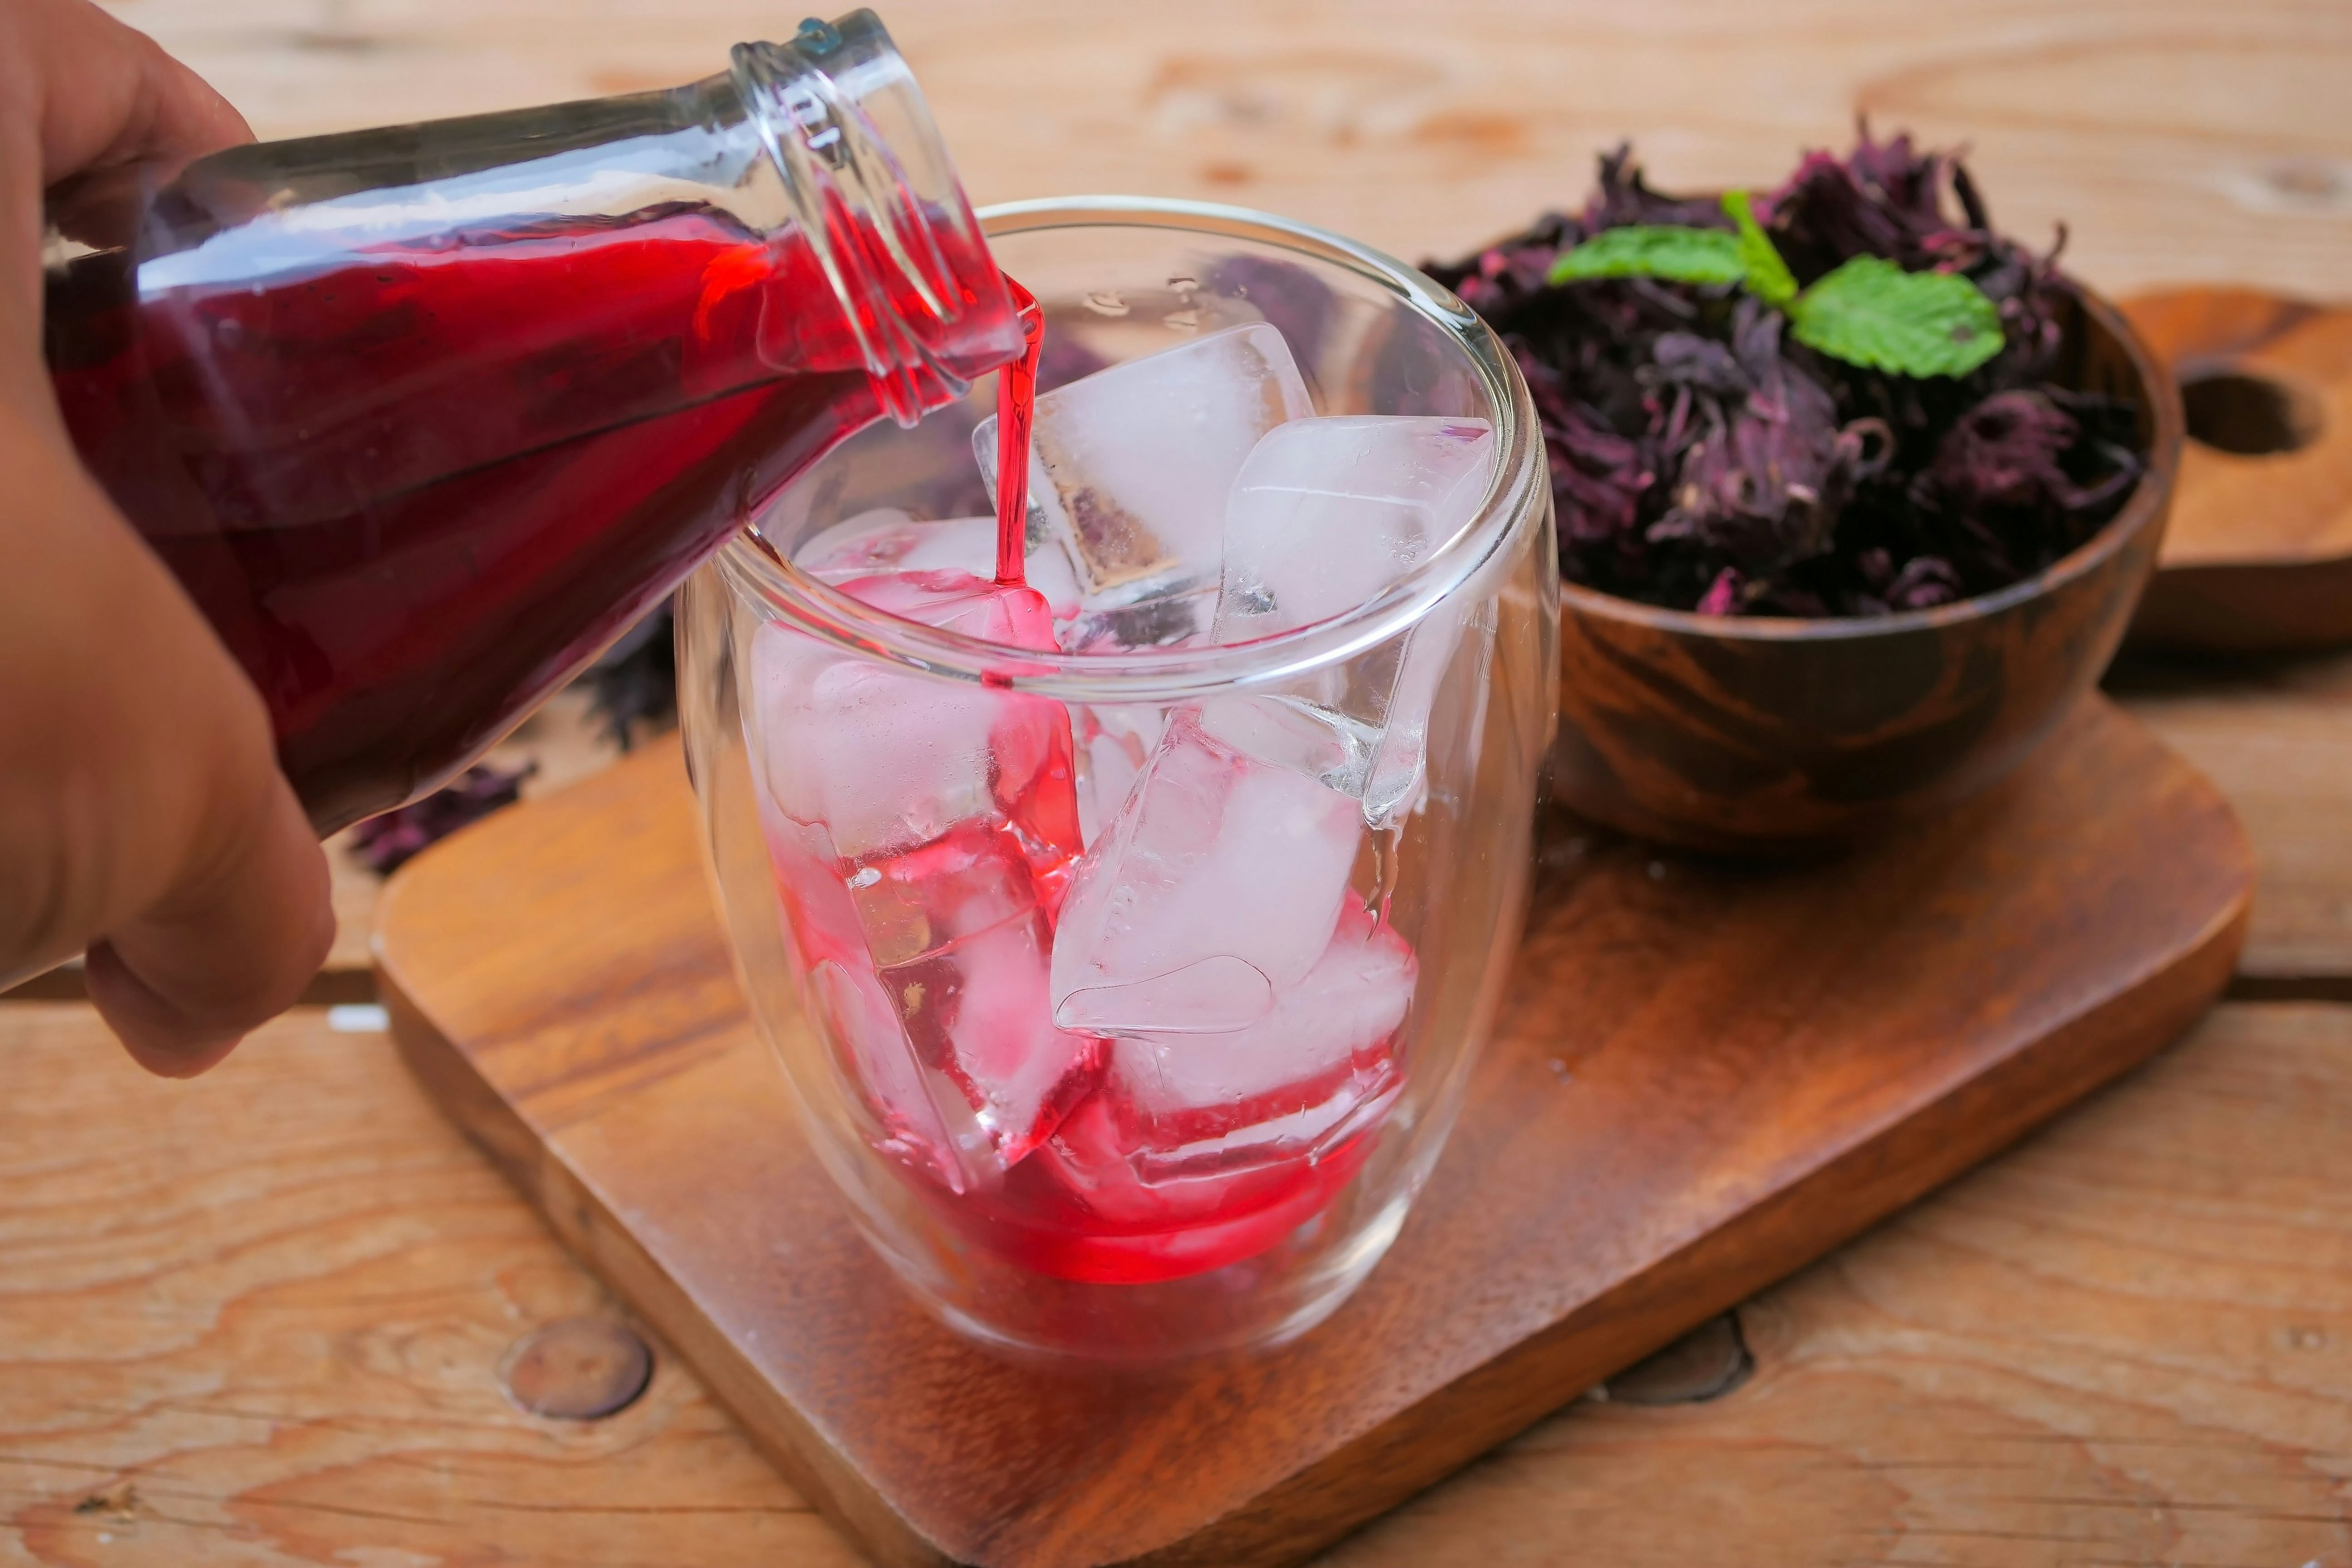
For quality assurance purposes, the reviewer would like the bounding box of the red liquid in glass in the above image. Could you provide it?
[774,290,1390,1288]
[45,203,1011,832]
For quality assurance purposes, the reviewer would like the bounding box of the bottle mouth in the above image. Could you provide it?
[731,10,1010,425]
[714,196,1547,706]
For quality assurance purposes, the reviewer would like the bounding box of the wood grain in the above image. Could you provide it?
[97,0,2352,303]
[7,4,2346,1563]
[2113,648,2352,992]
[1322,1002,2352,1568]
[2124,287,2352,652]
[374,696,2250,1567]
[321,685,642,970]
[6,1000,2344,1568]
[0,1004,858,1568]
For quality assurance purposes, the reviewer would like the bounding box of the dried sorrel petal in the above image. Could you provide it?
[349,763,534,874]
[582,599,677,747]
[1428,126,2143,618]
[1644,300,1886,579]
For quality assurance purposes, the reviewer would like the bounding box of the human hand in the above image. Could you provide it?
[1,0,333,1075]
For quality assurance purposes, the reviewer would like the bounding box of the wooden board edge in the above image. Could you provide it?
[2132,553,2352,653]
[378,970,958,1568]
[1137,846,2254,1568]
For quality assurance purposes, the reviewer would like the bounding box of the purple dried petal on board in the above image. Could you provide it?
[350,763,536,875]
[1695,568,1743,616]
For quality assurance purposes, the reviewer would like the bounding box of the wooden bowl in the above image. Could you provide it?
[1550,285,2183,856]
[2122,286,2352,653]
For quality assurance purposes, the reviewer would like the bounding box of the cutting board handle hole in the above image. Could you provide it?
[2179,364,2323,454]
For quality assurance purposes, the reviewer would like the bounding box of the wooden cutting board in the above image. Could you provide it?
[2125,286,2352,652]
[377,695,2251,1568]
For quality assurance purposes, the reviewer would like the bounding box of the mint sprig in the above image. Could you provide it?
[1721,190,1798,307]
[1786,255,2002,377]
[1547,225,1745,287]
[1544,189,2003,379]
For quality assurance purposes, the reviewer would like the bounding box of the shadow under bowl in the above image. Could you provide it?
[1550,285,2184,856]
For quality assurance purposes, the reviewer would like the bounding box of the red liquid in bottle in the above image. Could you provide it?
[45,202,1014,832]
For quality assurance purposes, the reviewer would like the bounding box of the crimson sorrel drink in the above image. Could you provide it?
[749,275,1502,1283]
[40,13,1022,832]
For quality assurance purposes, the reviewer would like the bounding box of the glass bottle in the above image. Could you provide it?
[40,10,1020,833]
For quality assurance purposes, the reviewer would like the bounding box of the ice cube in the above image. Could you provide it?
[1213,415,1494,823]
[763,799,1103,1187]
[748,570,1080,867]
[1360,597,1489,829]
[1049,706,1363,1037]
[1070,702,1167,850]
[794,507,1085,622]
[763,810,988,1191]
[1032,1088,1368,1241]
[1194,692,1378,799]
[749,570,1100,1182]
[1101,900,1414,1182]
[864,829,1103,1168]
[1216,417,1490,639]
[974,323,1314,609]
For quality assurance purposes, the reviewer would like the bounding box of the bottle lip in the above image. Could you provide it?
[714,196,1548,706]
[731,10,1006,425]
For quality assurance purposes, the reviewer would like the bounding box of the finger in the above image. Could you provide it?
[0,413,333,1073]
[86,771,334,1078]
[10,0,252,183]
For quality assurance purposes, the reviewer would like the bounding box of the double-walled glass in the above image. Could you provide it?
[679,198,1558,1358]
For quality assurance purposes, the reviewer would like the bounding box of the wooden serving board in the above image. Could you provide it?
[2125,285,2352,652]
[377,696,2251,1568]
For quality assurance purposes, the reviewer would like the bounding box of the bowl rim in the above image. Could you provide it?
[1553,283,2185,643]
[712,194,1551,704]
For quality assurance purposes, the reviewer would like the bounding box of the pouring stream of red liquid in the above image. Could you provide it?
[993,276,1044,589]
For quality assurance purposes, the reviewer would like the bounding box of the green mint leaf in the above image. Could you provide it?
[1546,225,1747,287]
[1721,190,1798,308]
[1788,255,2005,377]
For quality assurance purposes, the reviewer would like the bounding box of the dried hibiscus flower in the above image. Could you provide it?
[348,763,534,874]
[1427,127,2144,617]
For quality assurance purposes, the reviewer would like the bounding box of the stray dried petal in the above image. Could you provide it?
[350,763,535,875]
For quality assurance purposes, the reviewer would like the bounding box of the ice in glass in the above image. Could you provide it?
[743,317,1498,1286]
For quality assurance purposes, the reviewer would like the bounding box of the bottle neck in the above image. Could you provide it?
[728,13,1019,427]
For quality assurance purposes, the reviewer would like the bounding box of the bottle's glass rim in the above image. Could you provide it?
[713,195,1546,705]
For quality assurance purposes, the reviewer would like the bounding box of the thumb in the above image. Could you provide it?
[86,768,334,1077]
[0,405,334,1076]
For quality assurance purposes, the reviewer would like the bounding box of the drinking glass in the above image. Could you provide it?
[677,197,1557,1358]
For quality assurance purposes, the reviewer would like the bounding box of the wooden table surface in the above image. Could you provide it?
[6,1,2352,1562]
